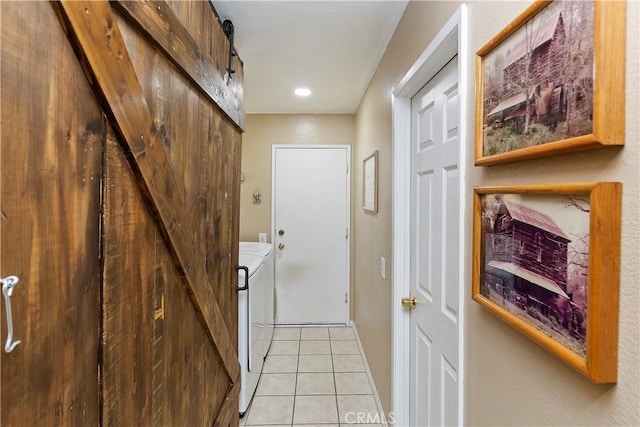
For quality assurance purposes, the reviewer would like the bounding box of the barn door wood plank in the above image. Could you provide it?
[1,2,102,424]
[104,127,238,424]
[114,0,245,130]
[53,0,239,383]
[214,381,241,427]
[102,125,156,426]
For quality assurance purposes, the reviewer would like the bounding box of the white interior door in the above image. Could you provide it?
[272,146,350,325]
[409,56,460,426]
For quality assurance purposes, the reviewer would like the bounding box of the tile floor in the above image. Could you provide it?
[241,326,384,426]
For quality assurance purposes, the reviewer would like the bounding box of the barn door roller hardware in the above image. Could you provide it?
[222,19,236,80]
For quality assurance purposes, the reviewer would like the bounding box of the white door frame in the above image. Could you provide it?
[391,6,469,426]
[271,144,351,325]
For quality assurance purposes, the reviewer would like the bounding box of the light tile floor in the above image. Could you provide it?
[241,326,384,426]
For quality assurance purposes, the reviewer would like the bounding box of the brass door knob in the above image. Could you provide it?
[278,243,285,250]
[401,296,416,310]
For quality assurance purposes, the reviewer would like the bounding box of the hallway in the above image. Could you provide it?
[1,1,637,424]
[241,326,384,426]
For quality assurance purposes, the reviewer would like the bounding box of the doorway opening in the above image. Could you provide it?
[271,145,351,326]
[391,6,469,426]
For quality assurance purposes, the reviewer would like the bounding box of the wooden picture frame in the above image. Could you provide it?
[472,183,621,383]
[362,150,378,213]
[475,1,625,166]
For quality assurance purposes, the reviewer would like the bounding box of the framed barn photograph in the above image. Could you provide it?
[472,183,621,383]
[475,1,626,166]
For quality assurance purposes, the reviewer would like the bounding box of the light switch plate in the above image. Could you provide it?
[258,233,267,243]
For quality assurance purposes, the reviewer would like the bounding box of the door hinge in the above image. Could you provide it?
[346,163,349,174]
[345,228,348,239]
[345,292,348,304]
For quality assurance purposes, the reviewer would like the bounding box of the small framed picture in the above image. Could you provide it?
[475,1,625,165]
[472,183,621,383]
[362,151,378,213]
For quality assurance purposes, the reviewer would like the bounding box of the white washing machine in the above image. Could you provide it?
[237,253,265,416]
[237,242,275,417]
[239,242,275,352]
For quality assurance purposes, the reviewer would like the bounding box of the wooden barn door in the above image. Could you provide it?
[53,1,243,424]
[1,2,103,424]
[2,1,243,425]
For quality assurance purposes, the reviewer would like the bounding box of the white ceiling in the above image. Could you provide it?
[212,1,408,114]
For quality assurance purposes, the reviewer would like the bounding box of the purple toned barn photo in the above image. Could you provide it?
[482,197,587,355]
[481,1,595,156]
[486,11,569,133]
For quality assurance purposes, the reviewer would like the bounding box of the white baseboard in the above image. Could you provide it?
[351,321,390,427]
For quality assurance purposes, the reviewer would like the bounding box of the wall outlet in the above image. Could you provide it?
[380,257,386,279]
[258,233,267,243]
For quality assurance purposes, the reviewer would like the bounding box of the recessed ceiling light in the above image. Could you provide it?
[294,87,312,97]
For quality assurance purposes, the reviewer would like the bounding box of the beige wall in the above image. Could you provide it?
[240,114,355,243]
[354,1,639,425]
[353,0,462,413]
